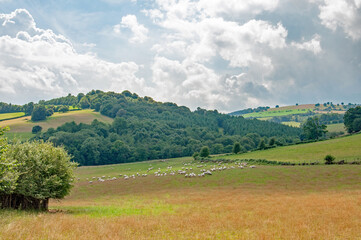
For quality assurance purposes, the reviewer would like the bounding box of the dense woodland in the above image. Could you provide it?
[34,90,302,166]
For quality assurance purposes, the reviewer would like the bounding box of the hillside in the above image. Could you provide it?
[222,133,361,163]
[32,90,302,166]
[0,109,113,140]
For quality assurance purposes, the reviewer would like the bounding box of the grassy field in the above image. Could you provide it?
[1,161,360,239]
[224,133,361,163]
[0,110,113,140]
[0,112,25,121]
[326,123,346,133]
[242,108,313,118]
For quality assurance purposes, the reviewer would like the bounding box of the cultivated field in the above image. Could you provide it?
[224,133,361,163]
[0,110,113,140]
[0,160,360,239]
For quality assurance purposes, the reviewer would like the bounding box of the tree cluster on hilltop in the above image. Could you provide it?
[34,90,302,166]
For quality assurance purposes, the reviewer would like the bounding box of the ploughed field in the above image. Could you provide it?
[1,156,361,239]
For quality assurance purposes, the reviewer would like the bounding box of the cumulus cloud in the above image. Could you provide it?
[291,34,322,54]
[114,14,148,43]
[143,0,329,111]
[0,9,145,104]
[317,0,361,40]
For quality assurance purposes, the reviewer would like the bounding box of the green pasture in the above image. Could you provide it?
[242,108,313,118]
[223,133,361,163]
[0,112,25,121]
[326,123,346,133]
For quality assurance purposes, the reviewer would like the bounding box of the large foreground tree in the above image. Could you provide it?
[0,141,77,211]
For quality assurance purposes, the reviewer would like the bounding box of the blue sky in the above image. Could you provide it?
[0,0,360,112]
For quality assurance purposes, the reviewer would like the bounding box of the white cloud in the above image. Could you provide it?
[198,0,279,19]
[291,34,322,54]
[0,9,145,104]
[317,0,361,40]
[114,14,148,43]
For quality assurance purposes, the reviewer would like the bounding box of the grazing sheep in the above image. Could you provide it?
[89,181,93,184]
[250,165,256,168]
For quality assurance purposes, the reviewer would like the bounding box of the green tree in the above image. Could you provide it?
[258,139,266,150]
[302,117,327,140]
[324,154,335,164]
[199,146,210,158]
[344,106,361,133]
[79,96,91,109]
[232,142,241,154]
[0,127,19,195]
[31,105,47,121]
[32,125,42,134]
[269,137,276,146]
[58,105,69,113]
[1,141,76,210]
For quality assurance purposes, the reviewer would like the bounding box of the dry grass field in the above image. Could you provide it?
[1,163,361,240]
[0,110,113,140]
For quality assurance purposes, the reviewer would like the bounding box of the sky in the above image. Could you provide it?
[0,0,360,112]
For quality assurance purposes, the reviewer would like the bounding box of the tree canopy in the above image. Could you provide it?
[344,106,361,133]
[0,141,76,210]
[301,117,327,140]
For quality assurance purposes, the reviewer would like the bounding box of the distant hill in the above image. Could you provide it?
[229,103,359,132]
[29,90,302,166]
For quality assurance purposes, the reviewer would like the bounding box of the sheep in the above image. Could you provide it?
[250,165,256,168]
[89,181,93,184]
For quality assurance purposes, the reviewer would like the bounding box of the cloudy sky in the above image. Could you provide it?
[0,0,360,112]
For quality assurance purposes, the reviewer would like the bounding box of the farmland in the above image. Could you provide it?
[0,109,113,140]
[0,160,360,239]
[223,133,361,163]
[0,112,25,121]
[242,108,313,118]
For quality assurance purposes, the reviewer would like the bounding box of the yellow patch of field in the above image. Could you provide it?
[282,121,301,127]
[0,109,113,133]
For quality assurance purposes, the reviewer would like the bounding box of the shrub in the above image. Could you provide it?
[32,125,42,134]
[324,154,335,164]
[199,146,210,158]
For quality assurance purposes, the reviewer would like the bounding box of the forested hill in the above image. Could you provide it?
[35,90,302,166]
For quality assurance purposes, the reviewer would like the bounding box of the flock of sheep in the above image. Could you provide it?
[85,161,256,184]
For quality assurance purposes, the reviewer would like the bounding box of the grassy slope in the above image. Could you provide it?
[223,133,361,163]
[243,108,312,118]
[0,109,113,139]
[0,112,25,121]
[327,123,346,133]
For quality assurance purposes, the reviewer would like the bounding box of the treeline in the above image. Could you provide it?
[33,90,302,166]
[0,102,23,113]
[229,106,270,116]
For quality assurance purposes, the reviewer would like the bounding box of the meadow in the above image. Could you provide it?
[0,112,25,121]
[0,110,113,140]
[242,108,313,118]
[224,133,361,163]
[1,160,360,239]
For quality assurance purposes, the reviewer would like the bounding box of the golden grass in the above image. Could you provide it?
[1,165,361,239]
[0,109,113,133]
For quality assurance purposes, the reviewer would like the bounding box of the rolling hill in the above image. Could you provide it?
[0,109,113,140]
[222,133,361,163]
